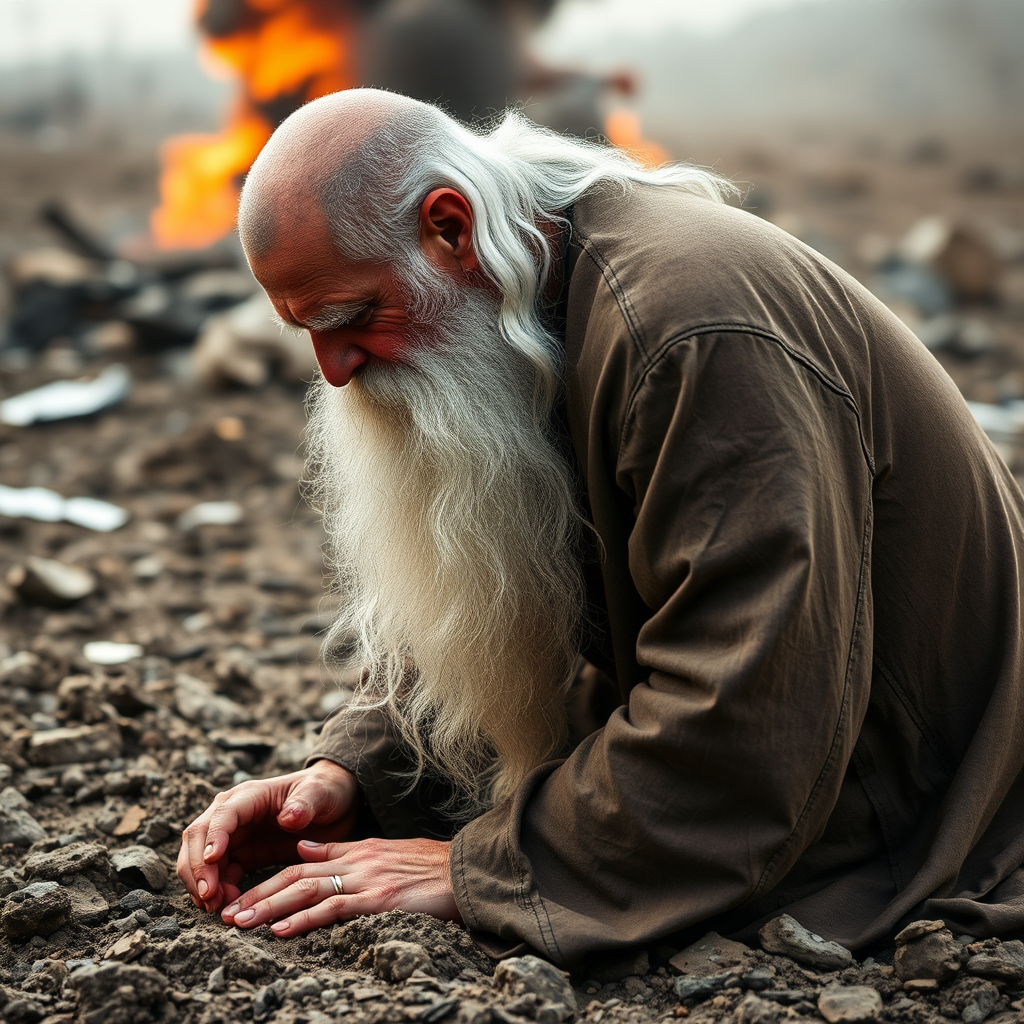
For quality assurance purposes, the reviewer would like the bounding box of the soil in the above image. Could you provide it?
[0,120,1023,1023]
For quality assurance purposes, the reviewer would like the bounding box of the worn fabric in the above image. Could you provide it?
[310,185,1024,967]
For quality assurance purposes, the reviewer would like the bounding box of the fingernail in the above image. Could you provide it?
[197,879,209,898]
[203,844,215,861]
[234,909,255,925]
[298,840,322,848]
[223,902,239,917]
[271,921,290,935]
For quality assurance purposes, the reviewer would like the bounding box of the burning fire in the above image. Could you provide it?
[153,1,668,250]
[151,0,354,250]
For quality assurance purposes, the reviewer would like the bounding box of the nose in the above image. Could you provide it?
[310,332,369,387]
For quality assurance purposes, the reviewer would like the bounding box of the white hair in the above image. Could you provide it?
[317,95,737,413]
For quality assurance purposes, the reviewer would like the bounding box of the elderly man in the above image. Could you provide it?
[178,89,1024,967]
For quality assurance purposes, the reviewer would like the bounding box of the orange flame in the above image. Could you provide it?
[152,0,355,250]
[604,108,668,169]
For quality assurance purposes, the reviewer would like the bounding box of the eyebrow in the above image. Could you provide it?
[271,303,369,332]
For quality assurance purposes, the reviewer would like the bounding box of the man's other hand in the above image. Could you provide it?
[220,836,459,935]
[177,760,358,914]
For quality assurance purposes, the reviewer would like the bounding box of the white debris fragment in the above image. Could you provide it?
[0,363,131,426]
[83,641,144,666]
[176,500,243,532]
[0,485,129,532]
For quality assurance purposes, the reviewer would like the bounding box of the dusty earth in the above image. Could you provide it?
[1,120,1024,1023]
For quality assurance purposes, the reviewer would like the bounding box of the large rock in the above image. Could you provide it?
[0,787,47,846]
[758,914,854,971]
[894,920,960,982]
[966,940,1024,985]
[1,880,72,940]
[493,956,576,1021]
[23,841,110,882]
[27,724,122,766]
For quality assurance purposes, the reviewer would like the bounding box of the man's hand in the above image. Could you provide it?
[177,760,358,914]
[220,836,459,936]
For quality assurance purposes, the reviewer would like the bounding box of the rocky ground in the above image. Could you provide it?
[1,120,1023,1023]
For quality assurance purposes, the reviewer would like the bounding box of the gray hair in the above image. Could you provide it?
[315,97,737,412]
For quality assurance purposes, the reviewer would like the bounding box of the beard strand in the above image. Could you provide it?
[304,286,585,820]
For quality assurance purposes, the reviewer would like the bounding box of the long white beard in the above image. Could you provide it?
[304,287,584,818]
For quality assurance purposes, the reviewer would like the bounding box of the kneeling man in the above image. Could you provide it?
[178,88,1024,967]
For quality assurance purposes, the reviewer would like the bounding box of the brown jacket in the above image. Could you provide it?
[311,186,1024,967]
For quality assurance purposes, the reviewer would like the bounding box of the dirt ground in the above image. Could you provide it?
[1,121,1023,1023]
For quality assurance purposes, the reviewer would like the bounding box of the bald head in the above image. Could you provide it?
[239,89,453,262]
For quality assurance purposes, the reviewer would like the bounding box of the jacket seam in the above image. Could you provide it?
[507,808,563,960]
[577,237,650,362]
[618,326,875,477]
[749,482,874,901]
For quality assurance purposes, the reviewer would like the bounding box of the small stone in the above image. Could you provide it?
[758,914,854,971]
[286,975,322,1001]
[740,967,776,991]
[372,940,433,982]
[174,674,251,730]
[82,641,143,665]
[136,817,173,848]
[903,978,940,993]
[493,956,576,1021]
[817,985,883,1023]
[222,943,283,983]
[8,557,95,608]
[962,981,999,1024]
[673,973,731,1002]
[111,804,148,837]
[69,962,168,1018]
[117,889,162,913]
[110,846,168,890]
[351,987,384,1001]
[27,724,122,766]
[0,786,47,846]
[105,928,148,962]
[670,932,753,977]
[66,876,109,925]
[0,651,43,687]
[146,916,180,939]
[1,881,73,940]
[320,989,339,1004]
[735,993,781,1024]
[894,926,961,982]
[895,919,947,945]
[966,941,1024,985]
[207,965,227,993]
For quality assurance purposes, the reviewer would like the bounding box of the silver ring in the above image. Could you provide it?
[330,874,344,896]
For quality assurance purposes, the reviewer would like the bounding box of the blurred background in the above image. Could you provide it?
[0,0,1022,802]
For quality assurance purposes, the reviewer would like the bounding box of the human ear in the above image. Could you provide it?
[418,188,479,275]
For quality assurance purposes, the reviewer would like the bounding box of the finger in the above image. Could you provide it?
[270,893,379,937]
[176,838,204,909]
[204,782,274,862]
[277,772,352,831]
[226,872,340,929]
[294,839,356,863]
[181,818,220,911]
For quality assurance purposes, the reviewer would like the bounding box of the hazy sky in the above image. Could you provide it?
[0,0,831,66]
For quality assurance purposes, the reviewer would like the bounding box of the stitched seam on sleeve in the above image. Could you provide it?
[507,809,563,960]
[619,326,876,477]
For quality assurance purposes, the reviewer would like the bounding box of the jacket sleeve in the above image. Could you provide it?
[450,331,875,967]
[307,709,459,840]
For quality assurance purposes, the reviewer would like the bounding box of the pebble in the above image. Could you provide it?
[208,965,227,993]
[758,914,855,971]
[7,556,95,607]
[82,641,144,665]
[146,915,180,939]
[1,881,73,940]
[895,919,948,944]
[286,976,322,1001]
[27,724,122,766]
[0,786,47,846]
[894,925,961,982]
[65,877,110,925]
[0,651,43,687]
[817,984,883,1023]
[903,978,940,993]
[962,981,999,1024]
[673,972,731,1002]
[174,673,251,729]
[493,956,576,1021]
[670,932,753,977]
[735,993,781,1024]
[110,845,168,890]
[372,940,434,982]
[69,962,168,1018]
[104,928,149,962]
